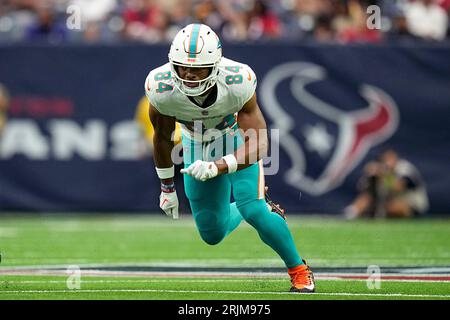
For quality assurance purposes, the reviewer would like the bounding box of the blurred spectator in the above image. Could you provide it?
[25,3,67,43]
[345,149,429,219]
[0,83,9,137]
[337,0,382,43]
[192,0,222,31]
[404,0,448,40]
[165,0,192,37]
[69,0,119,43]
[0,0,449,43]
[218,1,251,41]
[246,0,282,40]
[122,0,169,43]
[279,0,335,40]
[71,0,117,23]
[314,14,335,42]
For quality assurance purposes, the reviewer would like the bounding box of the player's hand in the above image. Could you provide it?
[180,160,219,181]
[159,190,179,219]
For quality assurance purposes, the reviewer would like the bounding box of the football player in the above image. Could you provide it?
[145,24,315,293]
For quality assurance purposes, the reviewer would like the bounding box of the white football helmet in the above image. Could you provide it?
[168,24,222,96]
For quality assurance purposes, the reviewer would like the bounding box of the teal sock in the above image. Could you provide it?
[238,199,303,268]
[225,202,243,236]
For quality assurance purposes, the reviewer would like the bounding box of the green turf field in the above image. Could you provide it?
[0,275,449,300]
[0,214,449,300]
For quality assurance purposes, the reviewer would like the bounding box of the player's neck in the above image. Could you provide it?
[188,84,218,109]
[200,85,215,97]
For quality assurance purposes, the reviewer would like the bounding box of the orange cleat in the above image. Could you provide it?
[288,260,316,293]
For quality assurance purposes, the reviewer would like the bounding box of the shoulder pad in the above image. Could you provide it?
[144,64,175,114]
[221,62,257,106]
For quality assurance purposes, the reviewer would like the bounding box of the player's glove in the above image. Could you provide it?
[180,160,219,181]
[159,183,179,219]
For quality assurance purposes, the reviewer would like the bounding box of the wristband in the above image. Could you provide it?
[161,182,175,193]
[222,154,238,173]
[156,166,174,179]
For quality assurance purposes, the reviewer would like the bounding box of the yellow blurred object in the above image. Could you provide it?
[0,112,6,134]
[383,173,396,191]
[135,96,182,145]
[0,83,9,136]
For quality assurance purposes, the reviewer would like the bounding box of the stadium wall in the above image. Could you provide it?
[0,43,449,214]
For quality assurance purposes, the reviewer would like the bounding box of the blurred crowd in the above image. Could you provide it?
[0,0,449,44]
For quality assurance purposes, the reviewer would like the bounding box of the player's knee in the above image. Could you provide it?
[198,229,225,245]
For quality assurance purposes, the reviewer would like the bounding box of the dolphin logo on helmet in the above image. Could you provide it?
[168,24,222,96]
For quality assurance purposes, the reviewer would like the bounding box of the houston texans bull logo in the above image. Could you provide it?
[259,62,399,196]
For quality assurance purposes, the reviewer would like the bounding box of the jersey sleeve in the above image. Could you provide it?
[236,64,257,109]
[144,71,160,111]
[144,67,173,116]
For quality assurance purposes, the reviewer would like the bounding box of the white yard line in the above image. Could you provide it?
[3,277,450,284]
[0,289,449,299]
